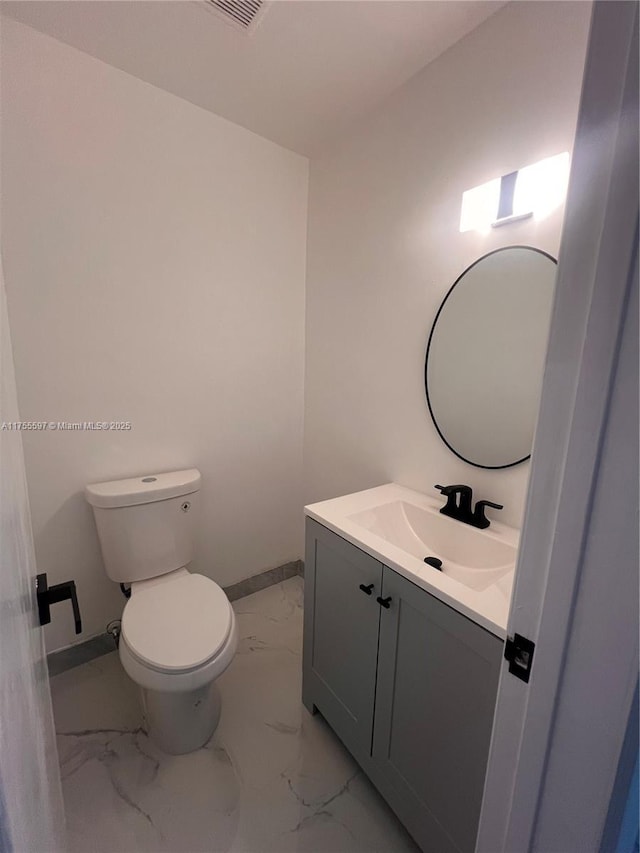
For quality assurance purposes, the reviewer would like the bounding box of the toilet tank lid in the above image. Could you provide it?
[85,468,201,508]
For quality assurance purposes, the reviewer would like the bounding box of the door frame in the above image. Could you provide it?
[0,262,66,848]
[477,2,639,850]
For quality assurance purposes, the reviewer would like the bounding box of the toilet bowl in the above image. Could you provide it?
[85,468,236,754]
[119,568,238,753]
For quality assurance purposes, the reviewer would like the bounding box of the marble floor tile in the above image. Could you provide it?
[51,577,418,853]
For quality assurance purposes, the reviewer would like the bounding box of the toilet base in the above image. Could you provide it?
[141,681,221,754]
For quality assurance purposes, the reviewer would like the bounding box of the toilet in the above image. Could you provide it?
[85,468,237,754]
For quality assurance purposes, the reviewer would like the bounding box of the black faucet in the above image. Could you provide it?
[435,484,503,530]
[435,484,473,523]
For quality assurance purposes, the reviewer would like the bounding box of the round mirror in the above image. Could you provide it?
[425,246,557,469]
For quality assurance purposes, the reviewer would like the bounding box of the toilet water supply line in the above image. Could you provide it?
[106,619,121,648]
[106,583,131,647]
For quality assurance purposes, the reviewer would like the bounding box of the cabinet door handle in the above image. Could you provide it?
[359,583,374,595]
[376,596,392,609]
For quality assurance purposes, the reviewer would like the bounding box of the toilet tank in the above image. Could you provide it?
[85,469,201,584]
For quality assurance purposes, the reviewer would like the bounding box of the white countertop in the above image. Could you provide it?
[304,483,518,639]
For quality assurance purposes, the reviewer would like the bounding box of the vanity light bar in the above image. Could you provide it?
[491,213,534,229]
[496,170,519,219]
[491,170,534,228]
[460,152,570,233]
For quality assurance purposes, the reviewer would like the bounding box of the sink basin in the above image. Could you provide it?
[306,483,519,636]
[348,499,516,592]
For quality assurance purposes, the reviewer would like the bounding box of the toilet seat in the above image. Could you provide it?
[119,609,237,694]
[122,570,233,673]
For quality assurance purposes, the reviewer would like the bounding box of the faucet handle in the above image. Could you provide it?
[435,484,471,495]
[472,499,504,529]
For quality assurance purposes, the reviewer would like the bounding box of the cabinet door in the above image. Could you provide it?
[302,519,383,761]
[373,567,502,853]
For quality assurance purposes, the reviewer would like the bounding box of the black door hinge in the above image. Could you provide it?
[504,633,535,683]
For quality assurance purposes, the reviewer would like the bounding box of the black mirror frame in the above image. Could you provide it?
[424,244,557,470]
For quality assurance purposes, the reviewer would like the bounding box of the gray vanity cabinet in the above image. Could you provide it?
[302,518,383,761]
[372,566,502,853]
[302,518,503,853]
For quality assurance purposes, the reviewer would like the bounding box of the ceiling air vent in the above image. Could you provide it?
[201,0,268,33]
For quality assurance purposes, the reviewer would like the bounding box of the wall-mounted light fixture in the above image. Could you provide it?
[460,152,570,233]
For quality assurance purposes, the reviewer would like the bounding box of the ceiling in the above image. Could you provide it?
[1,0,506,156]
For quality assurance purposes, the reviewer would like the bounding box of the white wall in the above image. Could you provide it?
[304,1,591,529]
[1,19,309,652]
